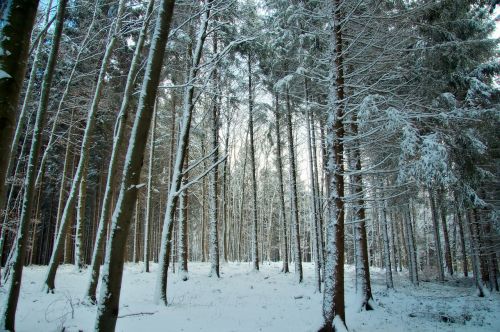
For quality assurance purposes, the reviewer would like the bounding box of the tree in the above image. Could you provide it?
[0,0,40,227]
[0,0,67,328]
[95,0,176,329]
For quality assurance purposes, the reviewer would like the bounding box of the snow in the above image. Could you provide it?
[0,69,12,79]
[2,262,500,332]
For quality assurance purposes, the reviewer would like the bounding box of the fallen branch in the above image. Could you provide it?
[118,311,157,318]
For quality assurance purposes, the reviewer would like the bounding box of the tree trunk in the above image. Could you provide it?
[154,1,211,306]
[208,35,220,277]
[0,0,67,329]
[285,89,303,283]
[144,100,157,273]
[0,0,40,216]
[380,199,394,289]
[274,95,289,273]
[439,190,453,276]
[178,146,189,280]
[94,0,176,329]
[247,55,259,271]
[321,1,347,329]
[429,189,445,281]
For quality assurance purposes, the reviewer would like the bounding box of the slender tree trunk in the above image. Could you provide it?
[380,198,393,289]
[305,80,321,291]
[467,210,486,297]
[438,190,453,276]
[274,95,289,273]
[0,0,67,329]
[94,0,176,329]
[75,158,89,270]
[405,208,419,285]
[285,89,303,283]
[144,100,157,273]
[247,55,259,271]
[349,115,373,309]
[221,117,230,262]
[154,1,211,305]
[321,1,347,329]
[429,189,445,281]
[208,35,220,277]
[178,146,189,280]
[455,207,468,277]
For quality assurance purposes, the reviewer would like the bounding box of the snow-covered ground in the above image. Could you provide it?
[3,262,499,331]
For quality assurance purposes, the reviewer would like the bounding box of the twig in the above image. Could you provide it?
[118,311,157,318]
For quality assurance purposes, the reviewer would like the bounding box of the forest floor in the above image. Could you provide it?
[4,262,500,331]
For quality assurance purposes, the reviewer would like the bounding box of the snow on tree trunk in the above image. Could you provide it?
[285,89,303,283]
[208,34,220,278]
[348,112,373,309]
[75,158,89,270]
[321,1,347,329]
[273,94,289,273]
[247,55,259,271]
[44,0,128,292]
[0,0,40,218]
[0,0,67,329]
[144,100,157,273]
[85,0,155,304]
[305,80,321,291]
[380,199,394,289]
[178,145,189,280]
[154,1,212,305]
[94,0,176,329]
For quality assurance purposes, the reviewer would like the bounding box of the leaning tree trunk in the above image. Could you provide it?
[0,0,40,215]
[247,55,259,271]
[274,94,289,273]
[154,1,212,306]
[44,0,128,292]
[321,0,347,330]
[285,89,303,283]
[94,0,176,330]
[0,0,67,329]
[85,0,155,304]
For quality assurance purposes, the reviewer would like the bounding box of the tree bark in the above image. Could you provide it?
[285,89,303,283]
[274,94,289,273]
[321,0,347,329]
[248,55,259,271]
